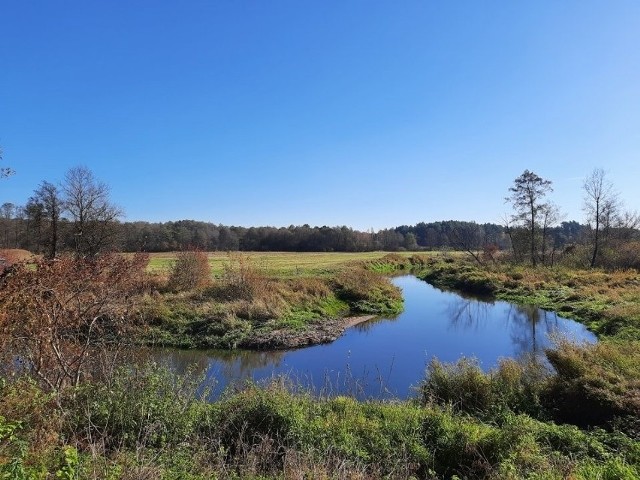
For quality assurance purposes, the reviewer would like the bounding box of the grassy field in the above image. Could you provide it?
[147,250,433,278]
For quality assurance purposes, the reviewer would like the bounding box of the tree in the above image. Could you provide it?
[62,166,123,257]
[540,202,562,266]
[27,181,63,259]
[506,170,553,266]
[445,221,485,265]
[0,202,16,248]
[583,169,618,268]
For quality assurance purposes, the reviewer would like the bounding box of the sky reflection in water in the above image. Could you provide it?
[151,276,596,400]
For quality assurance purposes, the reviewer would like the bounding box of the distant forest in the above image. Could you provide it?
[0,211,587,253]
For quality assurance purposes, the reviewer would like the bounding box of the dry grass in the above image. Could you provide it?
[0,248,36,263]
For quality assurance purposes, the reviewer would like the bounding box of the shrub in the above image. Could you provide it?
[219,253,270,301]
[0,253,149,392]
[419,357,547,419]
[168,250,211,292]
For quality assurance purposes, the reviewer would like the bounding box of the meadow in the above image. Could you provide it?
[145,250,427,278]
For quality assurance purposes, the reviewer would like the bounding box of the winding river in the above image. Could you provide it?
[152,276,596,399]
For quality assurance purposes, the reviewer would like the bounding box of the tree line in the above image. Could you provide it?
[1,166,638,268]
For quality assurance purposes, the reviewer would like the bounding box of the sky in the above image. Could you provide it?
[1,1,640,230]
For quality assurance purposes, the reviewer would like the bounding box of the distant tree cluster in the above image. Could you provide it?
[2,166,122,258]
[504,169,639,268]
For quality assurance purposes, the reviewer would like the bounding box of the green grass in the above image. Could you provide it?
[3,365,639,479]
[146,251,435,278]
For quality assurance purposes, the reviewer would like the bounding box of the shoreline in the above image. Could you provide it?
[238,314,377,350]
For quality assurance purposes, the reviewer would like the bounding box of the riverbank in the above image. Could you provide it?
[139,259,404,349]
[2,361,638,479]
[414,258,640,341]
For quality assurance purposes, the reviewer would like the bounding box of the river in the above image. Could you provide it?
[151,275,596,399]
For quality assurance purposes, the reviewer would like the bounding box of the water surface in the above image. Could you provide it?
[152,276,596,399]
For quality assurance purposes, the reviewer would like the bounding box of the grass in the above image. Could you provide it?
[145,250,434,278]
[2,364,639,479]
[139,253,410,349]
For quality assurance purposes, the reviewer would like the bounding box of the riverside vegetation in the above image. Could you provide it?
[1,251,639,478]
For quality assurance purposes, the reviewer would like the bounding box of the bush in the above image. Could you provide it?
[419,357,547,419]
[168,250,212,292]
[65,363,210,450]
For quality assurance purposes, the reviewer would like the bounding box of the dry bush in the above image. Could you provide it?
[220,253,272,301]
[168,250,211,292]
[0,253,149,392]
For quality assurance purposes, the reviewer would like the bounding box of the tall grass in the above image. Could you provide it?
[3,361,639,479]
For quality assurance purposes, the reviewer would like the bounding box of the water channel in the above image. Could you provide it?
[152,276,597,399]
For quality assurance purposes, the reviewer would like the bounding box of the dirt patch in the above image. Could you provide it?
[240,315,375,350]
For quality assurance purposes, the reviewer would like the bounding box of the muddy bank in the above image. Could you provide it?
[239,315,375,350]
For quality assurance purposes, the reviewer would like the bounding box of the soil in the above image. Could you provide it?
[239,315,375,349]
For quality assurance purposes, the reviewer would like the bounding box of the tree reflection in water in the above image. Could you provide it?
[144,276,596,400]
[445,297,493,331]
[143,348,287,396]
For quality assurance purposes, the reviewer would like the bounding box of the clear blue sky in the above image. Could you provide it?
[2,1,639,230]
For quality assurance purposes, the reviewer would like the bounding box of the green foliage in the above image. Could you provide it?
[55,446,78,480]
[420,357,548,420]
[65,364,210,450]
[2,363,640,479]
[543,339,640,433]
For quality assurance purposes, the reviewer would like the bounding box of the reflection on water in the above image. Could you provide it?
[150,276,596,400]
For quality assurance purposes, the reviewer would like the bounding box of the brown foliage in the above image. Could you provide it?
[0,253,149,392]
[220,253,270,300]
[168,250,212,291]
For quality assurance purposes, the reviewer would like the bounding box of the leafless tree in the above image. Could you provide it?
[540,202,562,266]
[445,222,484,265]
[27,181,63,259]
[63,166,123,257]
[583,169,619,268]
[0,146,14,180]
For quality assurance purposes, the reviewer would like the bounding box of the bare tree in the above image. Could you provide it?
[445,221,485,265]
[62,166,123,257]
[506,170,553,266]
[583,169,619,268]
[540,202,562,266]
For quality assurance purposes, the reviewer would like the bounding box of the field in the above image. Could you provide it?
[146,250,432,278]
